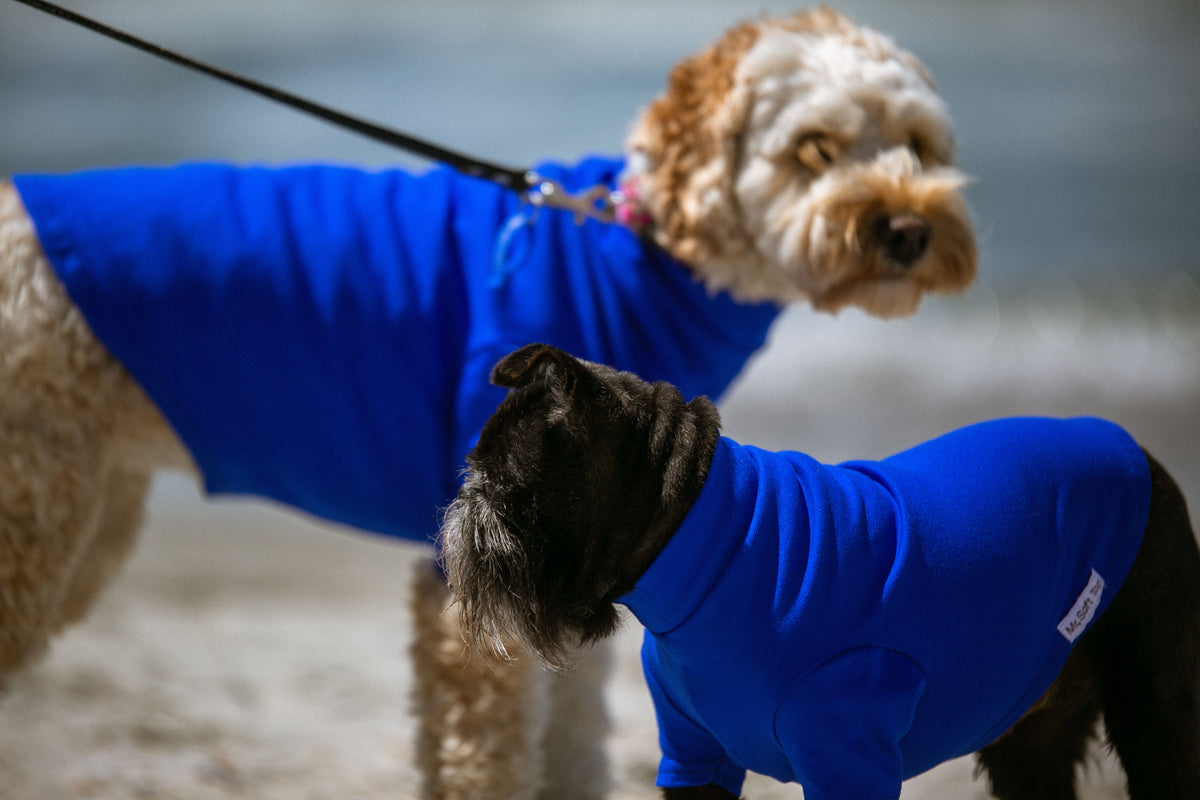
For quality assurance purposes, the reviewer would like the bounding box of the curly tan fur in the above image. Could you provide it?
[628,7,865,270]
[0,182,190,677]
[627,17,762,267]
[410,562,611,800]
[410,563,547,800]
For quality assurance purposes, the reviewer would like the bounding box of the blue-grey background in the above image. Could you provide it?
[0,3,1196,797]
[2,0,1198,291]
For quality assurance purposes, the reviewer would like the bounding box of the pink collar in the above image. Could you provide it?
[614,173,654,234]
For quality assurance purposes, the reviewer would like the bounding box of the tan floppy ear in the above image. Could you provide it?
[628,18,763,266]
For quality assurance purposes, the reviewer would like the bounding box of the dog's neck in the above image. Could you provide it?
[598,390,723,603]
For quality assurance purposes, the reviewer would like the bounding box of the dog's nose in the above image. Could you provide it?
[873,212,931,266]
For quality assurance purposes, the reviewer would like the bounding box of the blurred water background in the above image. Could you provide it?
[1,0,1198,473]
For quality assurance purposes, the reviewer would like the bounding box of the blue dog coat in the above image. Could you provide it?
[620,417,1150,800]
[13,157,779,541]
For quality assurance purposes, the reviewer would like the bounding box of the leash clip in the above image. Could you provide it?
[525,173,620,224]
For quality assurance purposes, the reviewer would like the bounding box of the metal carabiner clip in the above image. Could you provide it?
[524,173,619,225]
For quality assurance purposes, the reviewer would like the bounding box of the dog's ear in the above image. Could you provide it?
[491,343,565,388]
[626,16,761,269]
[490,343,592,397]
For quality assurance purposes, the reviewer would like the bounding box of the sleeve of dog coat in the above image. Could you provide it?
[641,634,747,796]
[773,647,926,800]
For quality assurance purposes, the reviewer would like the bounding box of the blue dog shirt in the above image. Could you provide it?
[620,417,1150,800]
[13,158,779,541]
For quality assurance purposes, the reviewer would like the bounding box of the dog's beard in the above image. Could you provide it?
[441,481,612,673]
[442,489,536,665]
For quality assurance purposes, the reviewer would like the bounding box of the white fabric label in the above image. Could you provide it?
[1057,569,1105,643]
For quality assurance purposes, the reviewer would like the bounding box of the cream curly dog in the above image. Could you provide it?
[0,7,975,799]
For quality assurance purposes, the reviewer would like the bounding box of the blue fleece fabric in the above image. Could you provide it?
[13,158,779,541]
[620,417,1150,800]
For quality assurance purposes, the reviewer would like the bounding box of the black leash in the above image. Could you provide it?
[8,0,622,221]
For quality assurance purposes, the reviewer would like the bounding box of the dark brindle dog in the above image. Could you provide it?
[442,343,1200,800]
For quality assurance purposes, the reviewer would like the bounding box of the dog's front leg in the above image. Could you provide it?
[537,639,612,799]
[410,560,549,800]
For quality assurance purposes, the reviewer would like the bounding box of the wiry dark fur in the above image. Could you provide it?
[443,343,1200,800]
[441,343,720,671]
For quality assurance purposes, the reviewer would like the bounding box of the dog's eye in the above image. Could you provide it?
[795,135,839,173]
